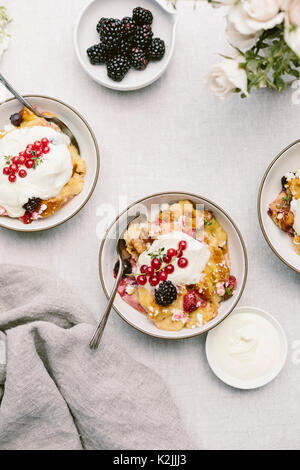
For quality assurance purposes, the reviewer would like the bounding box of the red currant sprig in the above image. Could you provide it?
[136,239,189,286]
[2,138,50,183]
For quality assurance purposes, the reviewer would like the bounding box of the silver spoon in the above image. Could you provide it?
[89,213,144,350]
[0,73,80,154]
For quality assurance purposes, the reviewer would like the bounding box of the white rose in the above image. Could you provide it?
[288,0,300,25]
[208,56,248,99]
[285,12,300,56]
[226,16,261,48]
[228,1,284,35]
[243,0,281,21]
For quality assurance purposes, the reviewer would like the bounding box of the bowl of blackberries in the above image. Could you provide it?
[75,0,178,91]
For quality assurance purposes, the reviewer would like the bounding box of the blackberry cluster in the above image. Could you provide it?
[86,6,166,82]
[155,281,177,307]
[23,198,42,213]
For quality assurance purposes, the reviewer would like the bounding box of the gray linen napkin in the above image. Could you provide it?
[0,264,194,450]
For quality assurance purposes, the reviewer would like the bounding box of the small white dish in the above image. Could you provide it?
[74,0,178,91]
[99,191,248,340]
[206,306,288,390]
[0,95,100,232]
[258,140,300,273]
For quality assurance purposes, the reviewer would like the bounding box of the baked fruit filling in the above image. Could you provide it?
[113,200,237,331]
[268,170,300,254]
[0,108,86,224]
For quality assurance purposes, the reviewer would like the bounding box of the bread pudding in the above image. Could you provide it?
[0,107,86,224]
[114,200,237,332]
[268,170,300,255]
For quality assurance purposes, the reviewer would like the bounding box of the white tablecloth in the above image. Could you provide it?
[1,0,300,450]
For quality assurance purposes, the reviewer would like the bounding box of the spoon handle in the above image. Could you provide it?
[89,256,124,350]
[0,73,43,117]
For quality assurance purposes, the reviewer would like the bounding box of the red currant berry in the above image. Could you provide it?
[8,174,16,183]
[12,156,20,165]
[18,169,27,178]
[158,271,168,282]
[149,276,159,287]
[35,149,42,158]
[25,149,33,158]
[178,257,188,268]
[165,264,175,274]
[43,146,50,154]
[151,258,162,270]
[19,151,25,157]
[41,138,49,147]
[18,156,26,165]
[26,144,33,151]
[140,265,148,274]
[25,159,34,169]
[3,167,10,175]
[33,141,42,150]
[137,275,147,286]
[179,240,187,251]
[167,248,176,259]
[9,163,18,173]
[146,266,155,277]
[163,255,171,264]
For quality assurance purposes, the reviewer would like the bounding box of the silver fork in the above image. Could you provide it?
[89,212,145,350]
[0,73,80,154]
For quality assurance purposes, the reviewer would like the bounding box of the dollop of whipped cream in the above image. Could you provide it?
[0,126,72,217]
[137,231,210,286]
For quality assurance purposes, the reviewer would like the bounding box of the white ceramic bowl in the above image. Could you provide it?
[74,0,178,91]
[99,192,248,340]
[206,306,288,390]
[258,140,300,273]
[0,95,100,232]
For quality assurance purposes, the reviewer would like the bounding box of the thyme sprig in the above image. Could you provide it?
[4,155,13,165]
[148,247,165,262]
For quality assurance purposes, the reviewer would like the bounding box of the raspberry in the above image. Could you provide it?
[183,291,206,313]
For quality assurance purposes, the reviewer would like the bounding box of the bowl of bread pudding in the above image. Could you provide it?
[0,96,100,232]
[99,192,248,339]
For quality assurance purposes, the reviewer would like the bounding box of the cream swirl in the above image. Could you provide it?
[209,313,281,380]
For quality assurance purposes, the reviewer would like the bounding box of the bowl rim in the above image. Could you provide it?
[74,0,179,92]
[257,138,300,275]
[99,191,249,340]
[0,94,101,233]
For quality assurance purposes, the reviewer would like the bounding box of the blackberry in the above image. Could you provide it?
[130,47,148,70]
[96,17,106,34]
[132,25,153,49]
[148,38,165,61]
[10,113,23,127]
[155,281,177,307]
[107,55,131,82]
[113,260,132,278]
[119,37,133,56]
[23,197,42,213]
[133,7,153,25]
[122,16,137,38]
[87,43,107,64]
[100,18,123,49]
